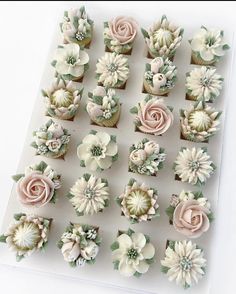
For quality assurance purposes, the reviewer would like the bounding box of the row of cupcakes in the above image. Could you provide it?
[0,213,207,289]
[59,6,230,66]
[10,161,214,237]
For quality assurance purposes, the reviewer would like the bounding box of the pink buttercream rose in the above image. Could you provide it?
[109,16,138,45]
[173,199,210,238]
[137,98,174,135]
[16,172,55,207]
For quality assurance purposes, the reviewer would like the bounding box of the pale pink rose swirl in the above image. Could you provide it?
[138,99,173,135]
[16,172,55,207]
[109,16,137,45]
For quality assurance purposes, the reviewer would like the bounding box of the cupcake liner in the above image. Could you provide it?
[106,44,132,55]
[143,79,170,96]
[191,51,215,66]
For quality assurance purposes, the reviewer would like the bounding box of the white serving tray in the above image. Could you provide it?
[0,3,234,294]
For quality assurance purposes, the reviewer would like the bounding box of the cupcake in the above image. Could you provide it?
[111,228,155,277]
[129,138,166,176]
[42,78,83,121]
[141,15,184,59]
[0,213,52,261]
[95,52,129,89]
[60,6,94,48]
[68,173,109,216]
[77,130,118,172]
[186,66,223,102]
[130,95,174,135]
[143,57,177,96]
[173,147,216,186]
[58,223,101,268]
[31,119,71,159]
[180,101,221,143]
[103,16,138,54]
[116,178,160,223]
[87,86,121,127]
[166,190,214,238]
[51,43,89,81]
[12,161,61,207]
[189,26,230,65]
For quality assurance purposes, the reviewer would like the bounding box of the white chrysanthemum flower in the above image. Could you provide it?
[69,174,109,215]
[174,147,215,186]
[77,131,118,172]
[112,231,155,277]
[180,101,221,142]
[161,240,206,289]
[186,67,223,102]
[190,26,229,64]
[118,179,159,223]
[96,52,129,87]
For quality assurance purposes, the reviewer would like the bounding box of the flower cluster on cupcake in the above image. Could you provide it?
[95,52,129,88]
[189,26,230,65]
[174,147,216,186]
[161,240,206,289]
[86,86,121,127]
[31,119,71,159]
[141,15,184,59]
[143,57,177,96]
[77,130,118,172]
[186,66,224,102]
[129,138,166,176]
[58,223,101,268]
[12,161,61,207]
[130,95,174,135]
[103,16,138,54]
[111,228,155,277]
[0,213,52,261]
[116,178,160,223]
[68,173,109,216]
[60,6,94,47]
[166,190,214,238]
[180,101,221,143]
[42,78,83,121]
[52,43,89,81]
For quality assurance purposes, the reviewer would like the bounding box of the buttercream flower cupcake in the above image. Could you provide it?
[60,6,94,48]
[143,57,177,96]
[116,178,160,223]
[166,190,214,238]
[141,15,184,59]
[129,138,166,176]
[42,78,83,121]
[180,101,221,143]
[186,66,223,102]
[87,86,121,127]
[95,52,129,89]
[12,161,61,207]
[130,95,174,135]
[0,213,52,261]
[68,174,109,216]
[58,223,101,268]
[111,228,155,277]
[52,43,89,81]
[173,147,216,186]
[31,119,71,159]
[104,16,138,54]
[77,130,118,172]
[189,26,230,65]
[161,240,207,289]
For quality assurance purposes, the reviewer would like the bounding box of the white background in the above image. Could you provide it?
[0,1,236,294]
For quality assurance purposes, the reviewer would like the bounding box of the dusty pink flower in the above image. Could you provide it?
[173,199,210,238]
[16,172,55,207]
[137,98,173,135]
[109,16,137,45]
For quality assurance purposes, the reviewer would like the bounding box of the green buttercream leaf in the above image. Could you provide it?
[130,106,138,114]
[12,174,25,182]
[0,235,7,243]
